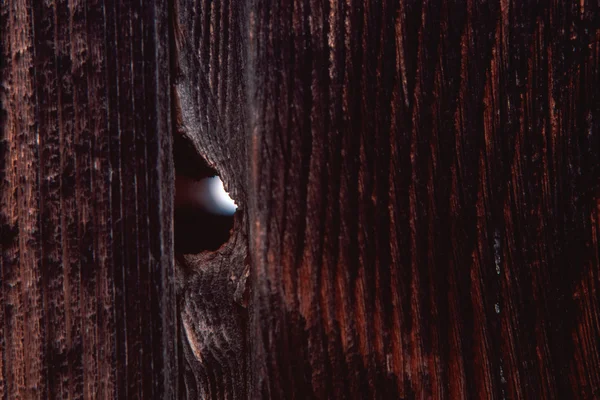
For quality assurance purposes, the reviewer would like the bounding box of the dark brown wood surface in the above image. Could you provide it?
[2,0,600,399]
[244,0,599,398]
[0,1,178,398]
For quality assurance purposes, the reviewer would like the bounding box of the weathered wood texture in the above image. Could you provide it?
[2,0,600,399]
[246,0,600,399]
[0,1,178,398]
[172,0,249,398]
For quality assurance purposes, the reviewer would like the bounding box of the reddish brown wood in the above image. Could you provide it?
[245,0,600,398]
[1,0,599,399]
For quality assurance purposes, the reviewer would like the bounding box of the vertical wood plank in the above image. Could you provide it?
[246,0,600,398]
[0,0,178,398]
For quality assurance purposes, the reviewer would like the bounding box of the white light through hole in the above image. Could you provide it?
[206,176,237,215]
[176,175,238,215]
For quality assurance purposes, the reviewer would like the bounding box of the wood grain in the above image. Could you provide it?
[172,0,249,398]
[246,0,600,398]
[1,0,599,399]
[0,1,178,398]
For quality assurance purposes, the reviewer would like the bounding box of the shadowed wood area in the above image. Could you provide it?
[171,0,249,398]
[1,0,599,399]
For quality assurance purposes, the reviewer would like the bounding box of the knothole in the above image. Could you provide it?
[174,134,237,254]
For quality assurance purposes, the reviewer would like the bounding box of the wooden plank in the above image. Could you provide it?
[0,1,178,398]
[245,0,600,398]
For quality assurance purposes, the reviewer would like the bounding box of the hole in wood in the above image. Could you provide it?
[174,134,236,254]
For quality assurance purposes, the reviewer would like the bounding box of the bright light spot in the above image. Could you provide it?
[204,176,237,215]
[175,175,237,215]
